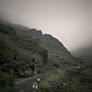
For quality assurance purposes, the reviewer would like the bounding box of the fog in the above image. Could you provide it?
[0,0,92,55]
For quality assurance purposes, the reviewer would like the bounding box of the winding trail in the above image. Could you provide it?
[6,70,62,92]
[6,73,46,92]
[6,78,37,92]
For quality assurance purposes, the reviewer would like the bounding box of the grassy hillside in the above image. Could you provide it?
[0,23,92,92]
[0,24,48,91]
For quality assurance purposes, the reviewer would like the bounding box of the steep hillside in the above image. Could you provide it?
[12,24,75,65]
[0,22,91,92]
[0,23,48,91]
[14,26,71,55]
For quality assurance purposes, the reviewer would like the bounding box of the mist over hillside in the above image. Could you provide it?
[0,21,92,92]
[73,46,92,64]
[0,0,92,91]
[0,19,92,65]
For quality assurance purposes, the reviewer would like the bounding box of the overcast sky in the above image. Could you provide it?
[0,0,92,54]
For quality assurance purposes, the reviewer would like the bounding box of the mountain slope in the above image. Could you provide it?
[12,24,75,65]
[0,22,91,92]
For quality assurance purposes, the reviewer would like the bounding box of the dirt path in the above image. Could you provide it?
[6,78,37,92]
[6,72,57,92]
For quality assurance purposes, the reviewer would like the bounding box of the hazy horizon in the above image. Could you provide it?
[0,0,92,56]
